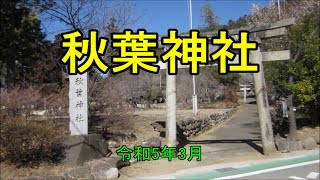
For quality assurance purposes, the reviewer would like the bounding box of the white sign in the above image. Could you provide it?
[69,58,88,135]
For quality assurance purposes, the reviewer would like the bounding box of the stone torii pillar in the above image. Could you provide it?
[240,85,250,104]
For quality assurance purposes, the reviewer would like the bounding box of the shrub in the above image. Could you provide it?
[224,87,239,108]
[87,76,134,135]
[0,85,43,119]
[0,118,66,167]
[0,85,70,120]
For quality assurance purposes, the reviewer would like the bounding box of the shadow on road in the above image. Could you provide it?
[176,138,263,155]
[186,139,263,155]
[248,101,257,104]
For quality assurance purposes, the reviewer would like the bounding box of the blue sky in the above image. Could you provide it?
[41,0,270,41]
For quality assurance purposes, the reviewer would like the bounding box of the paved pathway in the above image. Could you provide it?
[120,100,268,178]
[188,98,264,166]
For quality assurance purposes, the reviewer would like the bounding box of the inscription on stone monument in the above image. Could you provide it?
[69,58,88,135]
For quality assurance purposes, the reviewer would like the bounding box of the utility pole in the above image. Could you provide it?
[277,0,281,20]
[189,0,198,115]
[283,0,286,15]
[159,71,162,92]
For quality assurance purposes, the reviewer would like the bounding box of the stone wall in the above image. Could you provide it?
[152,108,237,139]
[178,108,236,138]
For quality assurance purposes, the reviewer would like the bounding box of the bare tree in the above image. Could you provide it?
[112,71,162,107]
[246,0,319,26]
[41,0,146,34]
[176,71,193,105]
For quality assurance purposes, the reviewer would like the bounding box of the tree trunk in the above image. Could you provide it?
[287,49,300,140]
[311,105,319,126]
[287,90,298,140]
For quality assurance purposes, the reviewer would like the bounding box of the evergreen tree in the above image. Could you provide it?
[0,0,53,86]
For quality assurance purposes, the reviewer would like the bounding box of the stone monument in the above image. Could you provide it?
[63,57,109,165]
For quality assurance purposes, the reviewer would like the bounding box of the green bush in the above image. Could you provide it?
[0,118,66,167]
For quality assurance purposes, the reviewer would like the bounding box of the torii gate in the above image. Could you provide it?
[240,84,251,103]
[159,18,295,155]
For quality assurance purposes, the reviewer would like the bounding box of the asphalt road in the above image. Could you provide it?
[169,155,320,180]
[231,161,320,180]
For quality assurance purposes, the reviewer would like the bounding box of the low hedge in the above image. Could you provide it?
[0,118,66,167]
